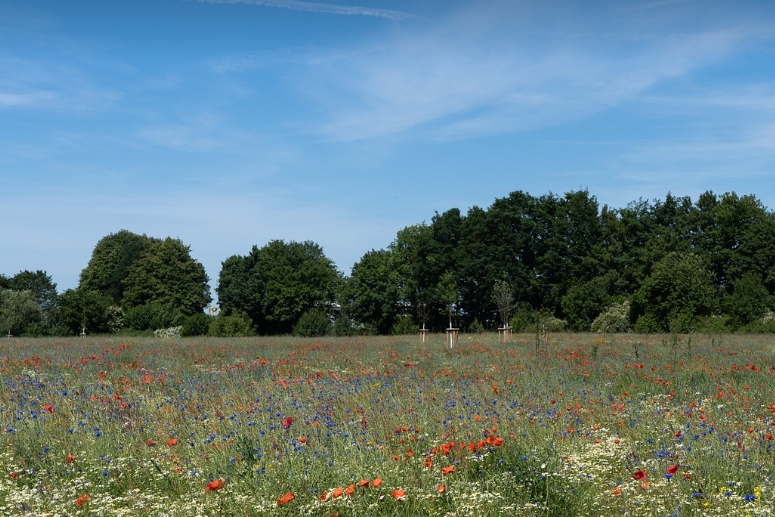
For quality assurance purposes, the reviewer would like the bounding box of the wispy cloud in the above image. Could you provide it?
[296,2,775,142]
[196,0,411,20]
[0,55,120,112]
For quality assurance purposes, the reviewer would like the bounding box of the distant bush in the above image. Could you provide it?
[468,319,485,334]
[332,315,357,336]
[590,301,630,333]
[391,315,417,335]
[124,303,182,331]
[181,313,211,337]
[695,315,731,334]
[154,326,182,339]
[208,311,254,337]
[292,309,331,337]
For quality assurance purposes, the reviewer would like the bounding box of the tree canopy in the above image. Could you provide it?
[217,240,340,334]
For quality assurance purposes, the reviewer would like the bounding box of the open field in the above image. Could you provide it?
[1,333,775,516]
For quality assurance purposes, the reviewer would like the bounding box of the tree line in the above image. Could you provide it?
[3,189,775,337]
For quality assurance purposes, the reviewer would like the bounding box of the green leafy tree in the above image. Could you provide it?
[181,313,212,337]
[631,252,718,333]
[123,302,183,331]
[217,240,340,334]
[79,230,152,304]
[56,289,113,335]
[723,273,770,328]
[560,276,612,331]
[437,271,458,328]
[208,311,254,337]
[122,237,211,316]
[0,289,43,336]
[345,249,402,335]
[293,308,331,337]
[491,279,514,328]
[8,270,58,314]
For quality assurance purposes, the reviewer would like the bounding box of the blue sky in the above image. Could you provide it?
[3,0,775,298]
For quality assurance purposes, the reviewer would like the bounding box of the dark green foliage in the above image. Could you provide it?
[391,314,417,335]
[561,276,612,331]
[723,273,770,328]
[332,315,357,336]
[57,289,114,335]
[217,240,340,335]
[292,308,331,337]
[122,237,211,316]
[7,270,58,314]
[468,318,485,334]
[344,249,402,334]
[180,313,212,336]
[631,252,718,333]
[79,230,151,304]
[208,311,254,337]
[124,302,183,331]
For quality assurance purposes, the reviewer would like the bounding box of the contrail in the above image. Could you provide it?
[196,0,411,20]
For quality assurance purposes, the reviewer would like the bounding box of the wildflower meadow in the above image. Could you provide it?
[2,333,775,516]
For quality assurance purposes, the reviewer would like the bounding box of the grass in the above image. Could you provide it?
[1,332,775,515]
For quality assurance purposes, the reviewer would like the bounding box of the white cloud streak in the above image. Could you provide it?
[196,0,411,20]
[293,1,775,142]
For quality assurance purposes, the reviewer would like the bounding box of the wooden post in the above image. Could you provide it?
[80,327,86,338]
[445,328,459,349]
[5,331,11,338]
[498,325,512,343]
[419,328,429,343]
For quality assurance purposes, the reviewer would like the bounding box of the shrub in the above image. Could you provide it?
[590,301,631,333]
[467,318,485,334]
[154,326,182,339]
[332,315,356,336]
[208,311,254,337]
[292,309,331,337]
[391,315,417,335]
[181,313,211,337]
[695,315,731,334]
[124,303,183,331]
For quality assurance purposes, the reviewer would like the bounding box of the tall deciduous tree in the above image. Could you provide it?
[79,230,152,304]
[631,252,718,333]
[345,249,402,335]
[217,240,340,335]
[0,290,43,336]
[8,270,58,314]
[122,238,211,316]
[57,289,114,335]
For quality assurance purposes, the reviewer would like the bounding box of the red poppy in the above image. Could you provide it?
[282,417,293,430]
[437,484,446,494]
[345,484,355,496]
[332,487,343,498]
[66,454,75,464]
[319,491,330,501]
[441,466,455,476]
[277,491,295,506]
[666,464,679,475]
[43,404,54,414]
[167,438,177,447]
[147,439,156,447]
[298,436,307,444]
[632,470,647,481]
[371,478,383,488]
[76,494,90,506]
[391,488,406,500]
[9,472,18,479]
[358,479,369,488]
[206,479,225,491]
